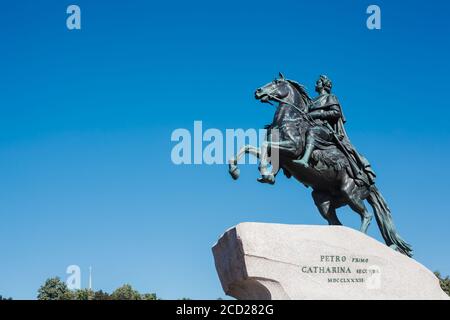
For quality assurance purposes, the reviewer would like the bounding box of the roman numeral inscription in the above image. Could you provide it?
[300,255,380,285]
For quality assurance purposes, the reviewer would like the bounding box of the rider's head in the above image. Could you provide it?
[315,75,332,94]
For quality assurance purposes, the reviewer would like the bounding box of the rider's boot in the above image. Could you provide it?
[294,143,314,168]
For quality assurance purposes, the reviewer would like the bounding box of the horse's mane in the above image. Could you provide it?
[287,79,312,105]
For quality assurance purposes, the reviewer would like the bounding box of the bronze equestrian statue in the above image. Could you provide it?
[228,73,412,257]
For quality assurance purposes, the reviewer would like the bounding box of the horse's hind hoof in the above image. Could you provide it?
[229,165,240,180]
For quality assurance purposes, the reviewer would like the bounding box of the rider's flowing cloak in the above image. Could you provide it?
[309,94,376,185]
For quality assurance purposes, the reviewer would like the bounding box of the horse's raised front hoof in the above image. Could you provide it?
[228,165,240,180]
[257,174,275,185]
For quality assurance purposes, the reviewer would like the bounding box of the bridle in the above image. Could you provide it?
[262,83,318,126]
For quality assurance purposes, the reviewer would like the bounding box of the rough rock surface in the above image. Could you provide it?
[212,222,449,300]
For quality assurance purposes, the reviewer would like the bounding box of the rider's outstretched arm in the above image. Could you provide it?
[309,105,341,121]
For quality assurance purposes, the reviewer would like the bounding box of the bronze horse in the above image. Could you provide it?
[228,74,412,257]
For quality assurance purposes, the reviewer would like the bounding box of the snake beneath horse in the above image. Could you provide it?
[228,74,412,257]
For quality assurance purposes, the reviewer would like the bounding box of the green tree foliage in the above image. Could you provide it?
[0,295,12,300]
[36,277,161,300]
[73,288,95,300]
[141,293,158,300]
[435,271,450,296]
[37,277,73,300]
[93,290,111,300]
[111,284,142,300]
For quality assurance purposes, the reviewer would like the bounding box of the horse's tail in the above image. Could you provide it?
[367,185,413,257]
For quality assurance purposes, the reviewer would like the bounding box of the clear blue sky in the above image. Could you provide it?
[0,0,449,299]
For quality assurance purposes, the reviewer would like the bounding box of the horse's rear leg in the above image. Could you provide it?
[340,175,373,233]
[348,198,372,234]
[312,191,342,226]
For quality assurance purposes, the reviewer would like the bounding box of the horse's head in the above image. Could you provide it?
[255,72,310,111]
[255,72,290,103]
